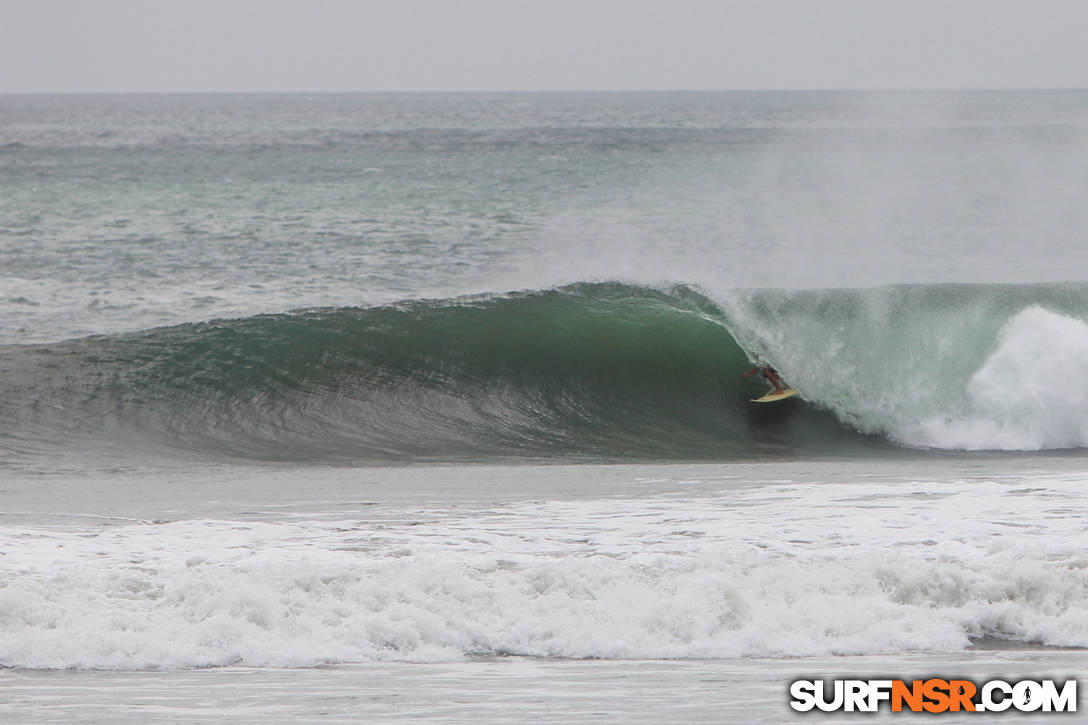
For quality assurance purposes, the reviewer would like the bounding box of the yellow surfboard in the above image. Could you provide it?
[750,388,799,403]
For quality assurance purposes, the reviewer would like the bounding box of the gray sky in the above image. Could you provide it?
[3,0,1088,93]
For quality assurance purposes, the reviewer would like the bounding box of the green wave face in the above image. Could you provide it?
[4,281,1087,463]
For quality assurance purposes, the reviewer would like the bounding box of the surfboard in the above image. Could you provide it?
[750,388,799,403]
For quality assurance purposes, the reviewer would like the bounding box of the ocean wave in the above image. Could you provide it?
[2,281,1087,462]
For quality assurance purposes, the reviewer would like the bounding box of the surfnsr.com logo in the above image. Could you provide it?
[789,678,1077,713]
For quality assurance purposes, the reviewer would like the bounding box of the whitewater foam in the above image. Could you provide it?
[3,474,1087,670]
[907,306,1088,450]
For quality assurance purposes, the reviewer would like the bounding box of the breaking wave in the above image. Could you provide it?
[2,281,1087,463]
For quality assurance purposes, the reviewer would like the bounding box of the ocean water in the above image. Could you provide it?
[2,91,1088,722]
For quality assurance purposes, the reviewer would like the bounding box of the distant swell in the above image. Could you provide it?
[3,281,1088,463]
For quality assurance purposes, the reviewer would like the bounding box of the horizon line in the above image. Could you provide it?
[2,86,1086,96]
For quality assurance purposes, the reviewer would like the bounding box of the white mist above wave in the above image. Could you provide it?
[3,474,1087,670]
[906,307,1088,450]
[7,92,1088,349]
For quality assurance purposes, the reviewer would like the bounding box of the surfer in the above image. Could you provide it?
[742,359,787,395]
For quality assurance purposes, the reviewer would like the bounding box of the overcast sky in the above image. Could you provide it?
[3,0,1088,93]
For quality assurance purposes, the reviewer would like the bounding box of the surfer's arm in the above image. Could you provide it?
[741,367,758,378]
